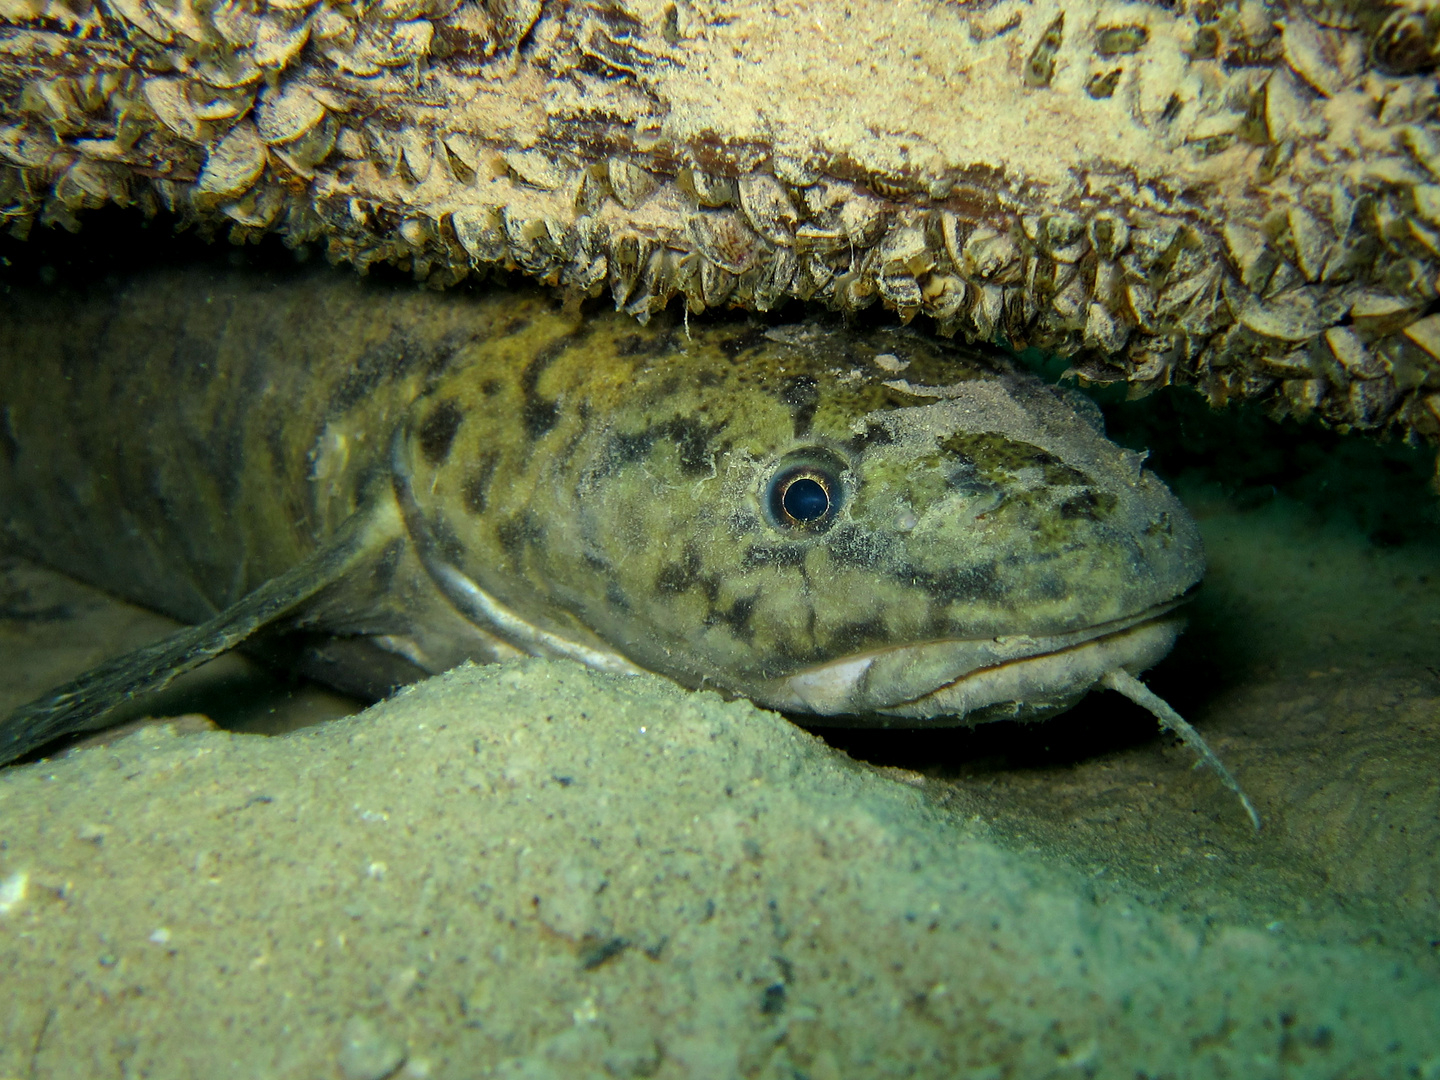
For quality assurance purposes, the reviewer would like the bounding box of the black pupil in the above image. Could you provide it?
[783,477,830,522]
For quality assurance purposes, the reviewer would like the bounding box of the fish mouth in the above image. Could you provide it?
[759,601,1190,727]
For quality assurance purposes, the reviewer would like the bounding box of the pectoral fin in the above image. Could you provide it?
[1,507,389,766]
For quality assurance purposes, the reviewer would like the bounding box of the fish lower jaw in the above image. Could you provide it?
[759,614,1185,728]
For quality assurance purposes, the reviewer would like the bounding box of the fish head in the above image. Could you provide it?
[395,310,1203,726]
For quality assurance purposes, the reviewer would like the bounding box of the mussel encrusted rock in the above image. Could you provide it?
[2,0,1439,451]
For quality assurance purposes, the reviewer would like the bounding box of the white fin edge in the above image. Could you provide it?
[428,561,645,677]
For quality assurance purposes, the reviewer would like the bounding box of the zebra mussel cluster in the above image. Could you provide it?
[2,0,1439,450]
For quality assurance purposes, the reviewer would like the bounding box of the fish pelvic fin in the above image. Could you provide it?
[0,504,395,766]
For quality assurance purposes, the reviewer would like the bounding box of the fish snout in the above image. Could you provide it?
[756,607,1187,726]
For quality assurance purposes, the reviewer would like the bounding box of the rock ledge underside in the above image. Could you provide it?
[3,0,1440,444]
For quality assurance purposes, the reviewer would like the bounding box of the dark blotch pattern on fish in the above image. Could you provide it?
[906,563,1003,605]
[429,512,467,564]
[614,329,675,357]
[743,544,808,569]
[845,422,893,453]
[496,511,544,558]
[605,581,631,612]
[1043,462,1093,487]
[329,333,421,415]
[716,324,770,359]
[655,545,720,603]
[418,332,471,383]
[825,526,891,570]
[418,400,465,466]
[940,431,1063,475]
[610,417,719,477]
[781,376,820,437]
[708,594,756,641]
[1058,490,1119,520]
[461,450,500,514]
[519,331,588,441]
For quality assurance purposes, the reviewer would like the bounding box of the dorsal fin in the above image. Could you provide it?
[0,507,391,766]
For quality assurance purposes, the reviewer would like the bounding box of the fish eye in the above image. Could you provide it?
[767,456,843,531]
[782,475,830,521]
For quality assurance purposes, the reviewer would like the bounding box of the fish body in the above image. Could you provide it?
[0,265,1203,759]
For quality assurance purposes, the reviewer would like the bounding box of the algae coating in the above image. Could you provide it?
[2,0,1439,449]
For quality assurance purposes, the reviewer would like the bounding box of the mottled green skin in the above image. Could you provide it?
[0,264,1202,719]
[0,264,513,690]
[397,287,1203,705]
